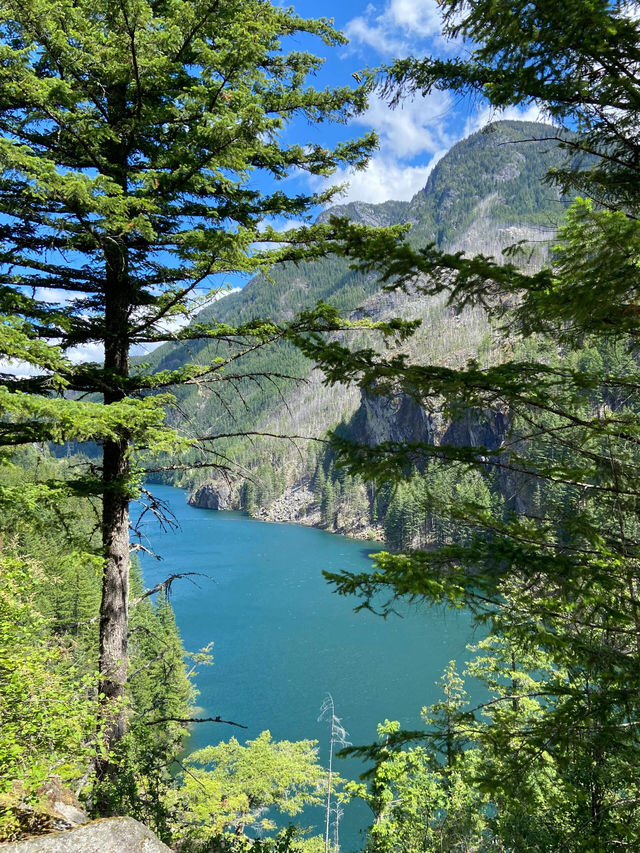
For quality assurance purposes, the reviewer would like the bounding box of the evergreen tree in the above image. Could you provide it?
[320,480,336,529]
[0,0,378,778]
[293,1,640,847]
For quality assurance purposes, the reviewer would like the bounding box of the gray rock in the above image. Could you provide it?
[189,478,239,510]
[38,778,88,829]
[50,803,88,828]
[1,817,173,852]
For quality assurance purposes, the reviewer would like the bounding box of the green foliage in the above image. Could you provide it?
[309,440,501,550]
[350,717,492,853]
[172,731,336,851]
[0,449,196,841]
[298,2,640,851]
[0,552,99,840]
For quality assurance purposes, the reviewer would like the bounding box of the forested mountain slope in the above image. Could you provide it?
[146,120,567,531]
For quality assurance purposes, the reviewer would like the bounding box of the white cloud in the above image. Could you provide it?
[216,286,242,298]
[0,358,45,378]
[331,151,445,204]
[2,283,245,371]
[346,13,404,55]
[361,91,455,159]
[619,1,640,22]
[257,217,307,234]
[321,90,455,204]
[388,0,443,37]
[66,341,104,365]
[346,0,447,56]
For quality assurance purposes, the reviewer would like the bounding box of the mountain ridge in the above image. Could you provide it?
[147,120,568,539]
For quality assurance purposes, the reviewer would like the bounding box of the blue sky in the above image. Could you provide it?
[278,0,544,208]
[136,0,545,358]
[6,0,547,370]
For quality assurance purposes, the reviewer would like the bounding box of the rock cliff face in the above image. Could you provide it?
[351,392,436,446]
[189,477,241,511]
[346,391,510,467]
[441,409,510,451]
[353,395,507,450]
[184,120,562,536]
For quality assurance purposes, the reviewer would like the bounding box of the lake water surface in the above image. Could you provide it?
[135,483,476,850]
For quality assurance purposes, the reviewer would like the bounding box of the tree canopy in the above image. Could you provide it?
[0,0,385,796]
[292,0,640,849]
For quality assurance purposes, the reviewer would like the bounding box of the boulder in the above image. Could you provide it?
[1,817,172,852]
[0,779,87,840]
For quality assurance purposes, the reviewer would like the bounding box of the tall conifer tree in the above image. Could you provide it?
[0,0,375,775]
[296,0,640,846]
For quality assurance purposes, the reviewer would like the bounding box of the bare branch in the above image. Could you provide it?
[132,572,212,606]
[144,715,248,729]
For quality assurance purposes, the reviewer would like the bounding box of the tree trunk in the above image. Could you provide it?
[96,222,131,805]
[99,436,130,746]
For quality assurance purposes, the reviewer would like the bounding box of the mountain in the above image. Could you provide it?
[146,120,568,535]
[327,119,564,260]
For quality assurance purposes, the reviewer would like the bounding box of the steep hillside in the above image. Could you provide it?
[329,120,566,263]
[145,120,567,527]
[410,120,564,245]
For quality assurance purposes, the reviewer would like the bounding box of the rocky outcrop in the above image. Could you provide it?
[349,388,509,455]
[189,477,241,510]
[441,409,510,451]
[252,484,319,526]
[317,198,410,228]
[1,817,172,852]
[352,392,438,446]
[449,216,553,272]
[0,780,88,842]
[332,510,385,542]
[251,483,384,541]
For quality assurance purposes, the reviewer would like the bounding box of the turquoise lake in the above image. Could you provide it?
[135,483,477,850]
